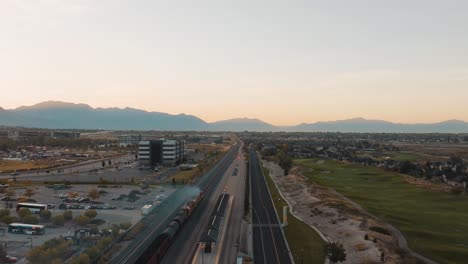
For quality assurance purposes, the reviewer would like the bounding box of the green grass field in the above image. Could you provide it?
[295,159,468,264]
[261,165,326,264]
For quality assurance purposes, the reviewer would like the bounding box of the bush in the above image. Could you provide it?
[89,226,99,234]
[23,214,39,224]
[111,224,120,237]
[58,203,67,210]
[69,253,90,264]
[40,210,52,221]
[63,210,73,221]
[0,215,16,225]
[89,219,105,226]
[75,215,90,226]
[324,242,346,263]
[96,237,112,250]
[84,210,97,219]
[26,238,72,264]
[119,222,132,230]
[85,246,100,260]
[18,208,32,218]
[0,209,10,218]
[52,215,65,226]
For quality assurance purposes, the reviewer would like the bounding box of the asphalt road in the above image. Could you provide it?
[218,145,247,264]
[250,149,293,264]
[0,154,135,180]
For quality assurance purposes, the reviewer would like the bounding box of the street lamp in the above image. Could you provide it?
[201,243,205,264]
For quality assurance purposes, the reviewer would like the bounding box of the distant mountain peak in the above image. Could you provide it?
[16,101,92,111]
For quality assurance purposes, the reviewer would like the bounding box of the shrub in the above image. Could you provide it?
[18,208,32,218]
[63,210,73,221]
[0,215,16,225]
[324,242,346,263]
[0,209,10,218]
[75,215,90,226]
[84,210,97,219]
[40,210,52,221]
[111,224,120,237]
[23,214,39,224]
[52,215,65,226]
[89,219,105,226]
[89,226,99,234]
[69,253,90,264]
[85,246,100,260]
[97,237,112,250]
[119,222,132,230]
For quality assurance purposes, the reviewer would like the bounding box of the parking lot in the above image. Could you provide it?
[0,183,179,261]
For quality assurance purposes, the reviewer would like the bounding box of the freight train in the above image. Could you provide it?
[133,146,238,264]
[136,191,202,264]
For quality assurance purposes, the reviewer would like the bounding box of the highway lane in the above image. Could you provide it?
[218,144,247,264]
[161,146,239,264]
[250,148,293,264]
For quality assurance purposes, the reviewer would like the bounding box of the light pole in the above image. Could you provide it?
[201,243,205,264]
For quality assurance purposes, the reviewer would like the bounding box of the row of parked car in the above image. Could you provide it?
[59,203,117,210]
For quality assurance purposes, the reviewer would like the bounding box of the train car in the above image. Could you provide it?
[138,233,170,264]
[173,212,187,226]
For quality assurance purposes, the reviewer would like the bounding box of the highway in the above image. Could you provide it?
[162,144,243,264]
[218,145,247,264]
[250,148,293,264]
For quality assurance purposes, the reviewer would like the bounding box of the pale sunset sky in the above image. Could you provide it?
[1,0,467,125]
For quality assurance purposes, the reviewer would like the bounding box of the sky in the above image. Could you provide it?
[1,0,467,126]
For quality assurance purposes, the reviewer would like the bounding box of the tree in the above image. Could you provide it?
[277,151,293,175]
[39,210,52,221]
[52,215,65,226]
[0,209,10,218]
[172,178,176,185]
[96,236,112,250]
[23,214,39,224]
[24,188,35,198]
[0,215,16,224]
[0,244,6,259]
[89,226,99,235]
[84,210,97,219]
[69,253,90,264]
[324,242,346,263]
[5,189,15,200]
[63,210,73,221]
[88,188,100,200]
[75,215,90,226]
[111,224,121,237]
[119,221,132,230]
[85,246,100,260]
[18,208,32,218]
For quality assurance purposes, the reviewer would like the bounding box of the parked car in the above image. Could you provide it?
[1,255,17,263]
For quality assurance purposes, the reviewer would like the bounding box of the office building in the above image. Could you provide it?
[138,139,185,167]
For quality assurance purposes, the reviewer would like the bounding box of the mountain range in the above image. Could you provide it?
[1,101,467,133]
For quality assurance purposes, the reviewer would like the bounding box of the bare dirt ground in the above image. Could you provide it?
[263,161,422,264]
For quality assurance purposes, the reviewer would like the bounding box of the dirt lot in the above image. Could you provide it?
[263,161,420,264]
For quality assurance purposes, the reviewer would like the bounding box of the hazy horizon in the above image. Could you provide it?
[1,1,467,126]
